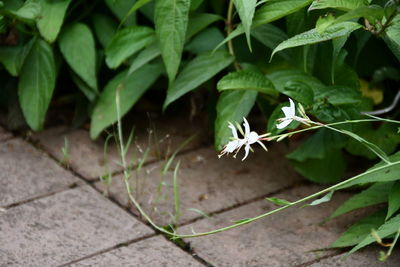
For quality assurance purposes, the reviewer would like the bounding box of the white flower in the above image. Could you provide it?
[219,117,267,161]
[276,98,296,129]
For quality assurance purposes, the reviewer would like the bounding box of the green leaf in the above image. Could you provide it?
[339,152,400,189]
[18,38,56,131]
[292,149,347,184]
[11,0,41,21]
[36,0,71,43]
[217,70,277,96]
[254,0,313,26]
[121,0,152,26]
[90,63,163,139]
[251,24,292,62]
[349,213,400,254]
[59,23,98,90]
[155,0,190,83]
[186,13,222,40]
[215,90,257,150]
[281,81,314,105]
[233,0,256,49]
[271,22,362,60]
[332,5,385,25]
[105,26,155,69]
[308,0,368,11]
[185,27,225,54]
[128,42,160,75]
[266,197,292,206]
[71,73,96,102]
[163,51,234,110]
[331,210,386,248]
[331,182,393,219]
[317,86,361,106]
[287,129,347,162]
[383,15,400,62]
[105,0,137,26]
[0,39,33,76]
[387,181,400,220]
[91,13,118,48]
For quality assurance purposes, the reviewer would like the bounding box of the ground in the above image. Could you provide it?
[0,115,399,267]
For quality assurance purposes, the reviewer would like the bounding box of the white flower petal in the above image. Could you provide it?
[225,140,240,153]
[247,131,259,144]
[228,122,238,139]
[242,144,250,161]
[288,98,295,116]
[243,117,250,135]
[276,119,293,129]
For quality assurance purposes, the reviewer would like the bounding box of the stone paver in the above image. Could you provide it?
[70,236,202,266]
[310,248,400,266]
[95,144,302,226]
[33,115,207,180]
[0,138,80,207]
[178,186,372,267]
[0,185,153,267]
[0,126,12,141]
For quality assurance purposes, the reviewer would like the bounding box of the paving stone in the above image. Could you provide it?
[0,185,153,267]
[33,115,207,180]
[95,143,302,226]
[178,186,372,267]
[70,235,202,266]
[0,138,80,207]
[310,248,400,266]
[0,126,12,141]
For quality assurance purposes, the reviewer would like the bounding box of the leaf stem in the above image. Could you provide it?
[226,0,241,71]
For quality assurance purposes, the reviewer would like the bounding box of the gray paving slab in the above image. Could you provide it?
[0,138,80,207]
[95,144,302,226]
[178,186,372,267]
[70,235,202,266]
[310,248,400,266]
[0,126,12,141]
[33,116,207,180]
[0,185,153,267]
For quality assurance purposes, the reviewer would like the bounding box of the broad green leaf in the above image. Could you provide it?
[384,15,400,62]
[105,0,137,26]
[331,210,386,248]
[71,73,96,102]
[186,13,223,40]
[253,0,314,26]
[0,39,33,76]
[339,152,400,189]
[271,22,362,59]
[105,26,155,69]
[233,0,256,49]
[215,90,257,150]
[292,149,347,184]
[251,24,292,62]
[266,197,292,206]
[121,0,151,26]
[308,0,368,11]
[185,27,225,54]
[36,0,71,43]
[388,181,400,220]
[349,213,400,254]
[155,0,190,83]
[332,5,385,25]
[163,51,234,110]
[18,38,56,131]
[59,23,98,90]
[331,36,348,83]
[331,182,393,219]
[128,42,160,75]
[91,13,118,48]
[11,0,41,21]
[287,129,347,162]
[281,81,314,105]
[90,63,163,139]
[316,86,361,106]
[217,70,277,97]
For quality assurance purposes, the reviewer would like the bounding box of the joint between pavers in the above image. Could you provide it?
[294,250,344,267]
[56,233,158,267]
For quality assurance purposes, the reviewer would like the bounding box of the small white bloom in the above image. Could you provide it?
[219,117,267,161]
[276,98,296,129]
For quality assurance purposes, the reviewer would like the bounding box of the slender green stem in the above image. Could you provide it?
[226,0,241,71]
